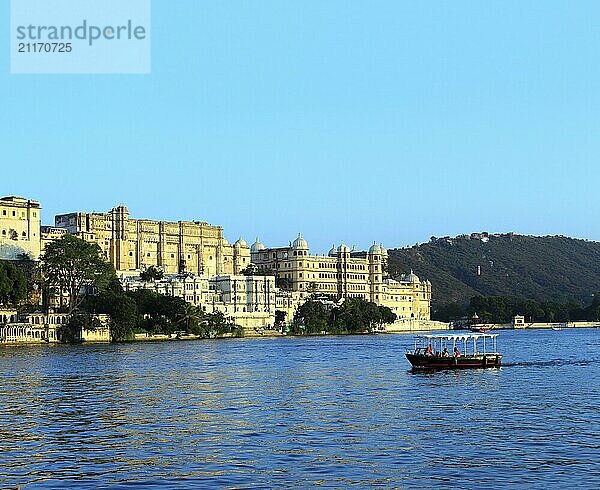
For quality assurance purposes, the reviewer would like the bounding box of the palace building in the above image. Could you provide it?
[0,196,42,260]
[50,204,251,276]
[250,235,431,320]
[121,273,277,332]
[1,195,433,326]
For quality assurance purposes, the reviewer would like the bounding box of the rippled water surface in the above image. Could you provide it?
[1,329,599,488]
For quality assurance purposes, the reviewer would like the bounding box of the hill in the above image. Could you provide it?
[387,233,600,315]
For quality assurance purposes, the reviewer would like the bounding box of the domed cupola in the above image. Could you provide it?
[251,236,265,252]
[328,244,337,256]
[338,243,350,253]
[369,242,382,255]
[405,269,420,284]
[292,233,309,250]
[234,237,248,249]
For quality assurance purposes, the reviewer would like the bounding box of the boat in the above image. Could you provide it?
[467,313,493,332]
[405,333,502,370]
[551,326,562,331]
[470,323,493,333]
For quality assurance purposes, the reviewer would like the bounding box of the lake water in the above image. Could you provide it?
[1,329,599,489]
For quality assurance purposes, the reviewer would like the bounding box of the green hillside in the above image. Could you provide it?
[387,233,600,315]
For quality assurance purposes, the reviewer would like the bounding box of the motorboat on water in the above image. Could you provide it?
[406,333,502,370]
[469,323,493,333]
[467,313,493,332]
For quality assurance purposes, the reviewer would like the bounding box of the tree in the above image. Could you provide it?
[82,277,138,341]
[104,293,138,341]
[205,311,243,338]
[378,305,397,325]
[41,235,114,313]
[584,292,600,321]
[276,277,292,290]
[61,313,103,343]
[306,282,319,296]
[292,298,396,335]
[331,298,389,334]
[293,300,330,334]
[127,289,188,335]
[140,266,164,282]
[434,301,466,322]
[176,303,206,334]
[15,253,42,306]
[0,261,27,306]
[241,265,276,276]
[275,310,286,325]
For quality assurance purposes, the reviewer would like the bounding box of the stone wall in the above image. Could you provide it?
[385,319,450,333]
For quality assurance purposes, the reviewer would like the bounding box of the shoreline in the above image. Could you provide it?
[471,321,600,331]
[1,321,599,346]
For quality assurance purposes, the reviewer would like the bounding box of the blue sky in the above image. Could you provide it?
[2,1,599,253]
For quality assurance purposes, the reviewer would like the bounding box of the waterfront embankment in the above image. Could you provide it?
[485,321,600,330]
[384,319,450,333]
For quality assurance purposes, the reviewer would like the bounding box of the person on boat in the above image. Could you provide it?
[442,347,449,357]
[426,343,433,356]
[453,346,461,357]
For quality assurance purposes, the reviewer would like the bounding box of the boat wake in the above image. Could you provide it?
[503,358,600,368]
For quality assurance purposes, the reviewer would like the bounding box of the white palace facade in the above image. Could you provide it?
[250,234,431,320]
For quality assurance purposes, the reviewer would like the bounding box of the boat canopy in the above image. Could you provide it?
[411,333,499,356]
[416,333,498,341]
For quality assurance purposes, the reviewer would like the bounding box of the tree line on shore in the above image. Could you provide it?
[436,294,600,324]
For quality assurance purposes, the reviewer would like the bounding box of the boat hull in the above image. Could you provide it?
[406,353,502,370]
